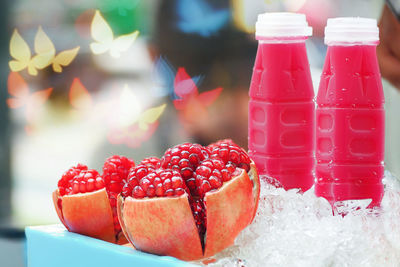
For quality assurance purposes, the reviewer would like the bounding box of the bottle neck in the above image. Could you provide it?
[257,36,308,44]
[326,40,379,46]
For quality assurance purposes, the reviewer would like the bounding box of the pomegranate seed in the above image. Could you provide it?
[155,184,164,196]
[175,188,185,196]
[72,180,79,193]
[181,168,193,179]
[200,180,211,195]
[128,178,139,188]
[136,167,149,180]
[172,176,184,189]
[189,154,199,165]
[218,149,229,162]
[221,169,231,182]
[133,186,146,198]
[79,181,86,193]
[95,177,104,189]
[226,163,235,173]
[180,150,190,158]
[163,179,172,190]
[140,178,151,192]
[179,159,190,168]
[147,185,156,197]
[165,189,174,196]
[196,166,211,177]
[171,156,180,165]
[153,177,162,186]
[122,184,132,197]
[87,178,95,191]
[209,176,222,189]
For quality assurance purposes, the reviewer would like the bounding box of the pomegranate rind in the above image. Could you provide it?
[52,190,68,230]
[52,188,116,243]
[249,161,260,221]
[118,194,203,261]
[117,195,135,249]
[203,168,255,258]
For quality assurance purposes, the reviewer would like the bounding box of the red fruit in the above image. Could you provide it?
[160,143,210,180]
[118,142,260,261]
[53,156,135,244]
[208,139,251,172]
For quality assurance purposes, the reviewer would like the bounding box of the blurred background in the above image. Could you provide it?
[1,0,398,266]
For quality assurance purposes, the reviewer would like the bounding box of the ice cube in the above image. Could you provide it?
[209,172,400,266]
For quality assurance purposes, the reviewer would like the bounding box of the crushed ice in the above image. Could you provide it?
[207,171,400,266]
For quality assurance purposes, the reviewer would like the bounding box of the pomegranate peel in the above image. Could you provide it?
[52,190,67,229]
[203,167,254,258]
[249,161,260,221]
[118,194,203,261]
[52,188,116,243]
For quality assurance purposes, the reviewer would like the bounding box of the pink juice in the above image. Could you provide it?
[315,18,385,207]
[248,13,315,191]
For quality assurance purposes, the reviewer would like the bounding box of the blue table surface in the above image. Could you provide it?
[25,224,197,267]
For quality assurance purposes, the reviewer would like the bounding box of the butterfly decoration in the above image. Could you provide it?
[108,103,166,148]
[106,87,166,146]
[68,80,166,148]
[172,68,222,122]
[106,87,166,147]
[152,56,203,100]
[69,78,93,111]
[108,121,159,148]
[175,0,230,37]
[90,10,139,58]
[6,72,53,126]
[9,27,80,76]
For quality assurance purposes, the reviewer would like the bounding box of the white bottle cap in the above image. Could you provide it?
[324,17,379,45]
[255,12,312,39]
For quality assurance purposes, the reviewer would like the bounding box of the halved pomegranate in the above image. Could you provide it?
[52,156,135,244]
[117,141,260,261]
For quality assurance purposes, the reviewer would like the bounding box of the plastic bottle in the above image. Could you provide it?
[315,18,385,208]
[248,12,315,191]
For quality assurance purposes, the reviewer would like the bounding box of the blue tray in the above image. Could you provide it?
[25,225,196,267]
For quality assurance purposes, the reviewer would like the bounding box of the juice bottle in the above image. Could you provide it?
[248,13,315,191]
[315,18,385,207]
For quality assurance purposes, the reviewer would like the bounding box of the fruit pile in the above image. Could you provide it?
[53,140,260,261]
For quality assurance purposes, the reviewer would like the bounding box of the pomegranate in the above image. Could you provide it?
[52,156,135,244]
[117,140,260,261]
